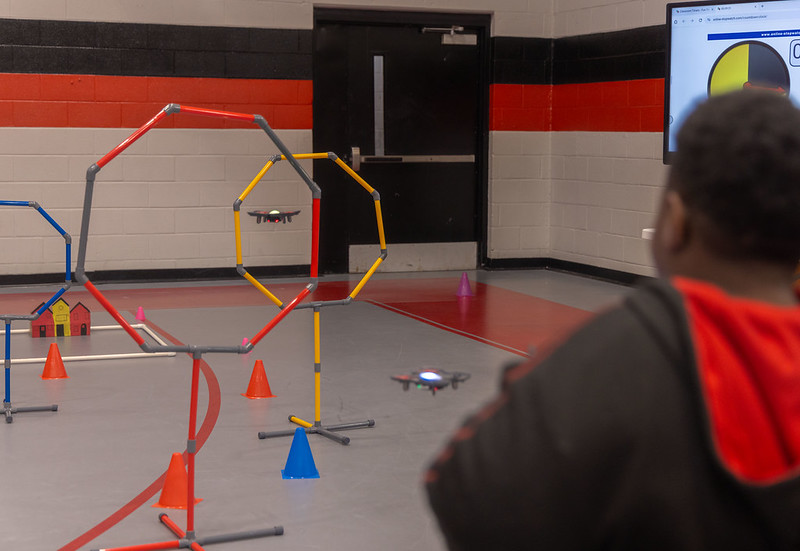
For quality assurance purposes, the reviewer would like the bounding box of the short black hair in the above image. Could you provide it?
[670,90,800,264]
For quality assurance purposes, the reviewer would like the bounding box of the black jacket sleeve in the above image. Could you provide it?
[424,301,678,550]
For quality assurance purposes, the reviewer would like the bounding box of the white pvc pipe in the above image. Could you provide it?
[3,323,177,365]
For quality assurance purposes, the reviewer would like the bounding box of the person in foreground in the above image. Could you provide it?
[425,89,800,550]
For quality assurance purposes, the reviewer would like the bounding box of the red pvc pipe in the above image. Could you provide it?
[96,105,254,170]
[178,105,255,123]
[96,109,169,168]
[159,515,206,551]
[310,198,320,278]
[159,513,184,537]
[94,539,181,550]
[83,281,146,346]
[249,287,311,346]
[186,358,200,533]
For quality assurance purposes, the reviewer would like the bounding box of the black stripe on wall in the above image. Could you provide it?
[492,25,666,85]
[553,25,665,84]
[0,18,312,79]
[492,36,552,85]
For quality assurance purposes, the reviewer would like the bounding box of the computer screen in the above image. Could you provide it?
[664,0,800,162]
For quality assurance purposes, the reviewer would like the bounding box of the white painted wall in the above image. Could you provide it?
[0,127,312,275]
[549,131,665,276]
[488,129,665,277]
[0,0,550,37]
[554,0,670,38]
[488,131,551,259]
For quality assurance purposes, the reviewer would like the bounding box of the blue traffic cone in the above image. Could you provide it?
[281,427,320,479]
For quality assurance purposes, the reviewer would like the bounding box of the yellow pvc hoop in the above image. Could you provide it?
[233,152,387,307]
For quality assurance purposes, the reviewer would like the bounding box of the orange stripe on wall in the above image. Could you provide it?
[0,73,312,129]
[491,79,664,132]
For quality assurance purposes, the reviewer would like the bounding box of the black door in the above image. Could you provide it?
[313,9,490,273]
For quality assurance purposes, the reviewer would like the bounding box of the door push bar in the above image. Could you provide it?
[350,147,474,171]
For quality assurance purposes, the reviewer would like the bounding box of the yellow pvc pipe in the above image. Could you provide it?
[233,210,243,264]
[314,372,321,423]
[243,271,284,307]
[238,159,274,202]
[350,257,383,299]
[289,415,313,428]
[314,310,321,364]
[374,200,386,250]
[314,310,321,423]
[334,157,375,193]
[281,153,328,160]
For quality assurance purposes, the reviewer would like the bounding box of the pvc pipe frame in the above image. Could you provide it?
[75,103,321,356]
[232,152,387,314]
[234,153,386,442]
[282,306,374,445]
[0,201,72,323]
[78,105,292,550]
[5,324,176,365]
[91,357,283,551]
[1,200,72,409]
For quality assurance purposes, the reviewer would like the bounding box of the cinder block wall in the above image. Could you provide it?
[547,0,670,277]
[489,0,670,277]
[0,6,314,277]
[0,0,672,278]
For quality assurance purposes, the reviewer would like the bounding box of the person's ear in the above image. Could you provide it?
[659,190,690,253]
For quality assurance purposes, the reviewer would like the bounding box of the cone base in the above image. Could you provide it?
[152,497,202,509]
[241,392,275,399]
[282,469,320,480]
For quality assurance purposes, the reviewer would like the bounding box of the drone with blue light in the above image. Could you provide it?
[391,369,470,395]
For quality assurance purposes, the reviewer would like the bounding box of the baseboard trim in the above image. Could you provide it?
[483,257,653,286]
[0,265,311,286]
[1,259,652,287]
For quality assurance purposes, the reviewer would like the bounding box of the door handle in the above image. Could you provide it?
[350,146,473,171]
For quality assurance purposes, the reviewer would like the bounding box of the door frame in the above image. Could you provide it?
[312,7,492,271]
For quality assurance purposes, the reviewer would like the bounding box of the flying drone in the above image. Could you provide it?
[248,209,301,223]
[391,369,471,395]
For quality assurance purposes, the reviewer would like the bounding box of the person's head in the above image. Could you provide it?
[653,90,800,277]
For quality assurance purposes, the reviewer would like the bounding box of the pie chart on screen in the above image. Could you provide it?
[708,41,790,96]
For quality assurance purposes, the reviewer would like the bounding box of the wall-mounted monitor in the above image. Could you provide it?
[664,0,800,163]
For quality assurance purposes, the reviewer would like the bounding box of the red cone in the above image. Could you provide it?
[242,360,275,399]
[41,343,68,379]
[153,453,202,509]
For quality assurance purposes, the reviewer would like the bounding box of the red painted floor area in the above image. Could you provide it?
[2,276,594,358]
[356,279,594,356]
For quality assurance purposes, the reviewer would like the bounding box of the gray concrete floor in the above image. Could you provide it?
[0,269,631,551]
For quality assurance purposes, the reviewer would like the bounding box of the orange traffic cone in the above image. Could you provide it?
[153,453,202,509]
[41,343,68,379]
[135,306,146,321]
[242,360,275,399]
